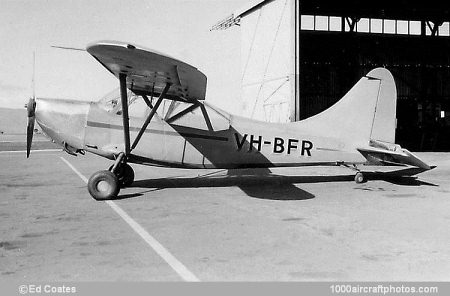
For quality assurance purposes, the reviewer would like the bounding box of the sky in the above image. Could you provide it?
[0,0,248,113]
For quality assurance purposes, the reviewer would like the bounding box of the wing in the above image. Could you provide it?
[357,140,431,170]
[86,41,207,102]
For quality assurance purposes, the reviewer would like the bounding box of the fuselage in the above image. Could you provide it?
[35,97,367,169]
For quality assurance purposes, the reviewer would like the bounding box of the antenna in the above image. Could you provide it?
[51,45,85,51]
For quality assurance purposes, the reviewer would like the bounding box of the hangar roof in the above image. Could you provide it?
[211,0,450,30]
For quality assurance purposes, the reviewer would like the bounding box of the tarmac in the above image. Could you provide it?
[0,135,449,281]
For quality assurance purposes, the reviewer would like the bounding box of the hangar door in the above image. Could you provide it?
[299,31,450,151]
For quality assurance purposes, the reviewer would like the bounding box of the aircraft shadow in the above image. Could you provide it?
[114,167,437,201]
[368,174,438,187]
[367,166,438,187]
[119,168,318,201]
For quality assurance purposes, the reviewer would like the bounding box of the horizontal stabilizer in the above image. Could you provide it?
[358,140,431,170]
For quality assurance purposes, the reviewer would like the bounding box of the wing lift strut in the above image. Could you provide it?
[89,73,216,200]
[111,74,170,174]
[111,74,213,175]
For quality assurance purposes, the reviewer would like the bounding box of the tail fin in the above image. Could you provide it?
[296,67,431,170]
[297,67,396,147]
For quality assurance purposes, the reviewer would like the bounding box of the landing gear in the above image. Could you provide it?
[354,172,365,184]
[109,163,134,187]
[88,153,135,200]
[88,170,120,200]
[339,162,367,184]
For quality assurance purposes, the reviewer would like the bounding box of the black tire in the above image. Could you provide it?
[121,164,135,187]
[88,170,120,200]
[109,163,135,187]
[354,172,365,184]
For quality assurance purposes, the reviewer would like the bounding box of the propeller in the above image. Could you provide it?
[26,98,36,158]
[26,52,36,158]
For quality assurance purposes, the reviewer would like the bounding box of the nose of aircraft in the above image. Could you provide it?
[33,98,90,152]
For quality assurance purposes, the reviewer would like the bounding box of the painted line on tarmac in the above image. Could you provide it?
[60,157,89,183]
[60,156,200,282]
[104,200,200,282]
[0,149,61,154]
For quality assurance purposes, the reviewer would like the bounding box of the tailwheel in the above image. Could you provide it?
[109,163,135,187]
[354,172,365,184]
[88,170,120,200]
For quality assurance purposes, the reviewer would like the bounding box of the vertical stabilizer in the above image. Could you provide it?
[297,68,397,148]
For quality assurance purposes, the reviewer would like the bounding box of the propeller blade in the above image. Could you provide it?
[26,98,36,158]
[27,52,37,158]
[27,116,35,158]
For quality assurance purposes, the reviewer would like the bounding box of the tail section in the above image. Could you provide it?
[297,67,431,170]
[297,67,396,147]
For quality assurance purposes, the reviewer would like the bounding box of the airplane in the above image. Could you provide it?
[26,40,432,201]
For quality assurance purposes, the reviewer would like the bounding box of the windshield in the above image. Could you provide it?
[97,88,140,113]
[97,88,176,119]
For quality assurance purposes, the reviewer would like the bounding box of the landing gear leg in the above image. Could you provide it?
[339,163,366,184]
[109,152,135,187]
[109,163,135,187]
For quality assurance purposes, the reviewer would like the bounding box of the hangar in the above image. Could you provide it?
[212,0,450,151]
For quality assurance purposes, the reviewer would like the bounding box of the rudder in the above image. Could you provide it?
[367,68,397,144]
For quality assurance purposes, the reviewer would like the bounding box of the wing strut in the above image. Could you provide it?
[141,95,154,108]
[166,103,199,124]
[119,73,131,155]
[199,104,213,131]
[131,83,171,150]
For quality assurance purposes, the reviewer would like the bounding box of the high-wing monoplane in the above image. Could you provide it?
[26,41,432,200]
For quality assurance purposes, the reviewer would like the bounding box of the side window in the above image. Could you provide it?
[158,100,180,120]
[126,95,148,118]
[204,104,230,131]
[168,102,230,131]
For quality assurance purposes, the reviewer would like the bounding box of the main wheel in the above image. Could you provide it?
[88,170,120,200]
[109,164,135,187]
[354,172,365,184]
[121,164,135,187]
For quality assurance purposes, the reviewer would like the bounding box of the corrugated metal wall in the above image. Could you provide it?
[299,31,450,151]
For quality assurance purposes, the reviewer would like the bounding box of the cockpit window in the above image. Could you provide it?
[97,87,121,113]
[96,88,230,130]
[97,88,145,118]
